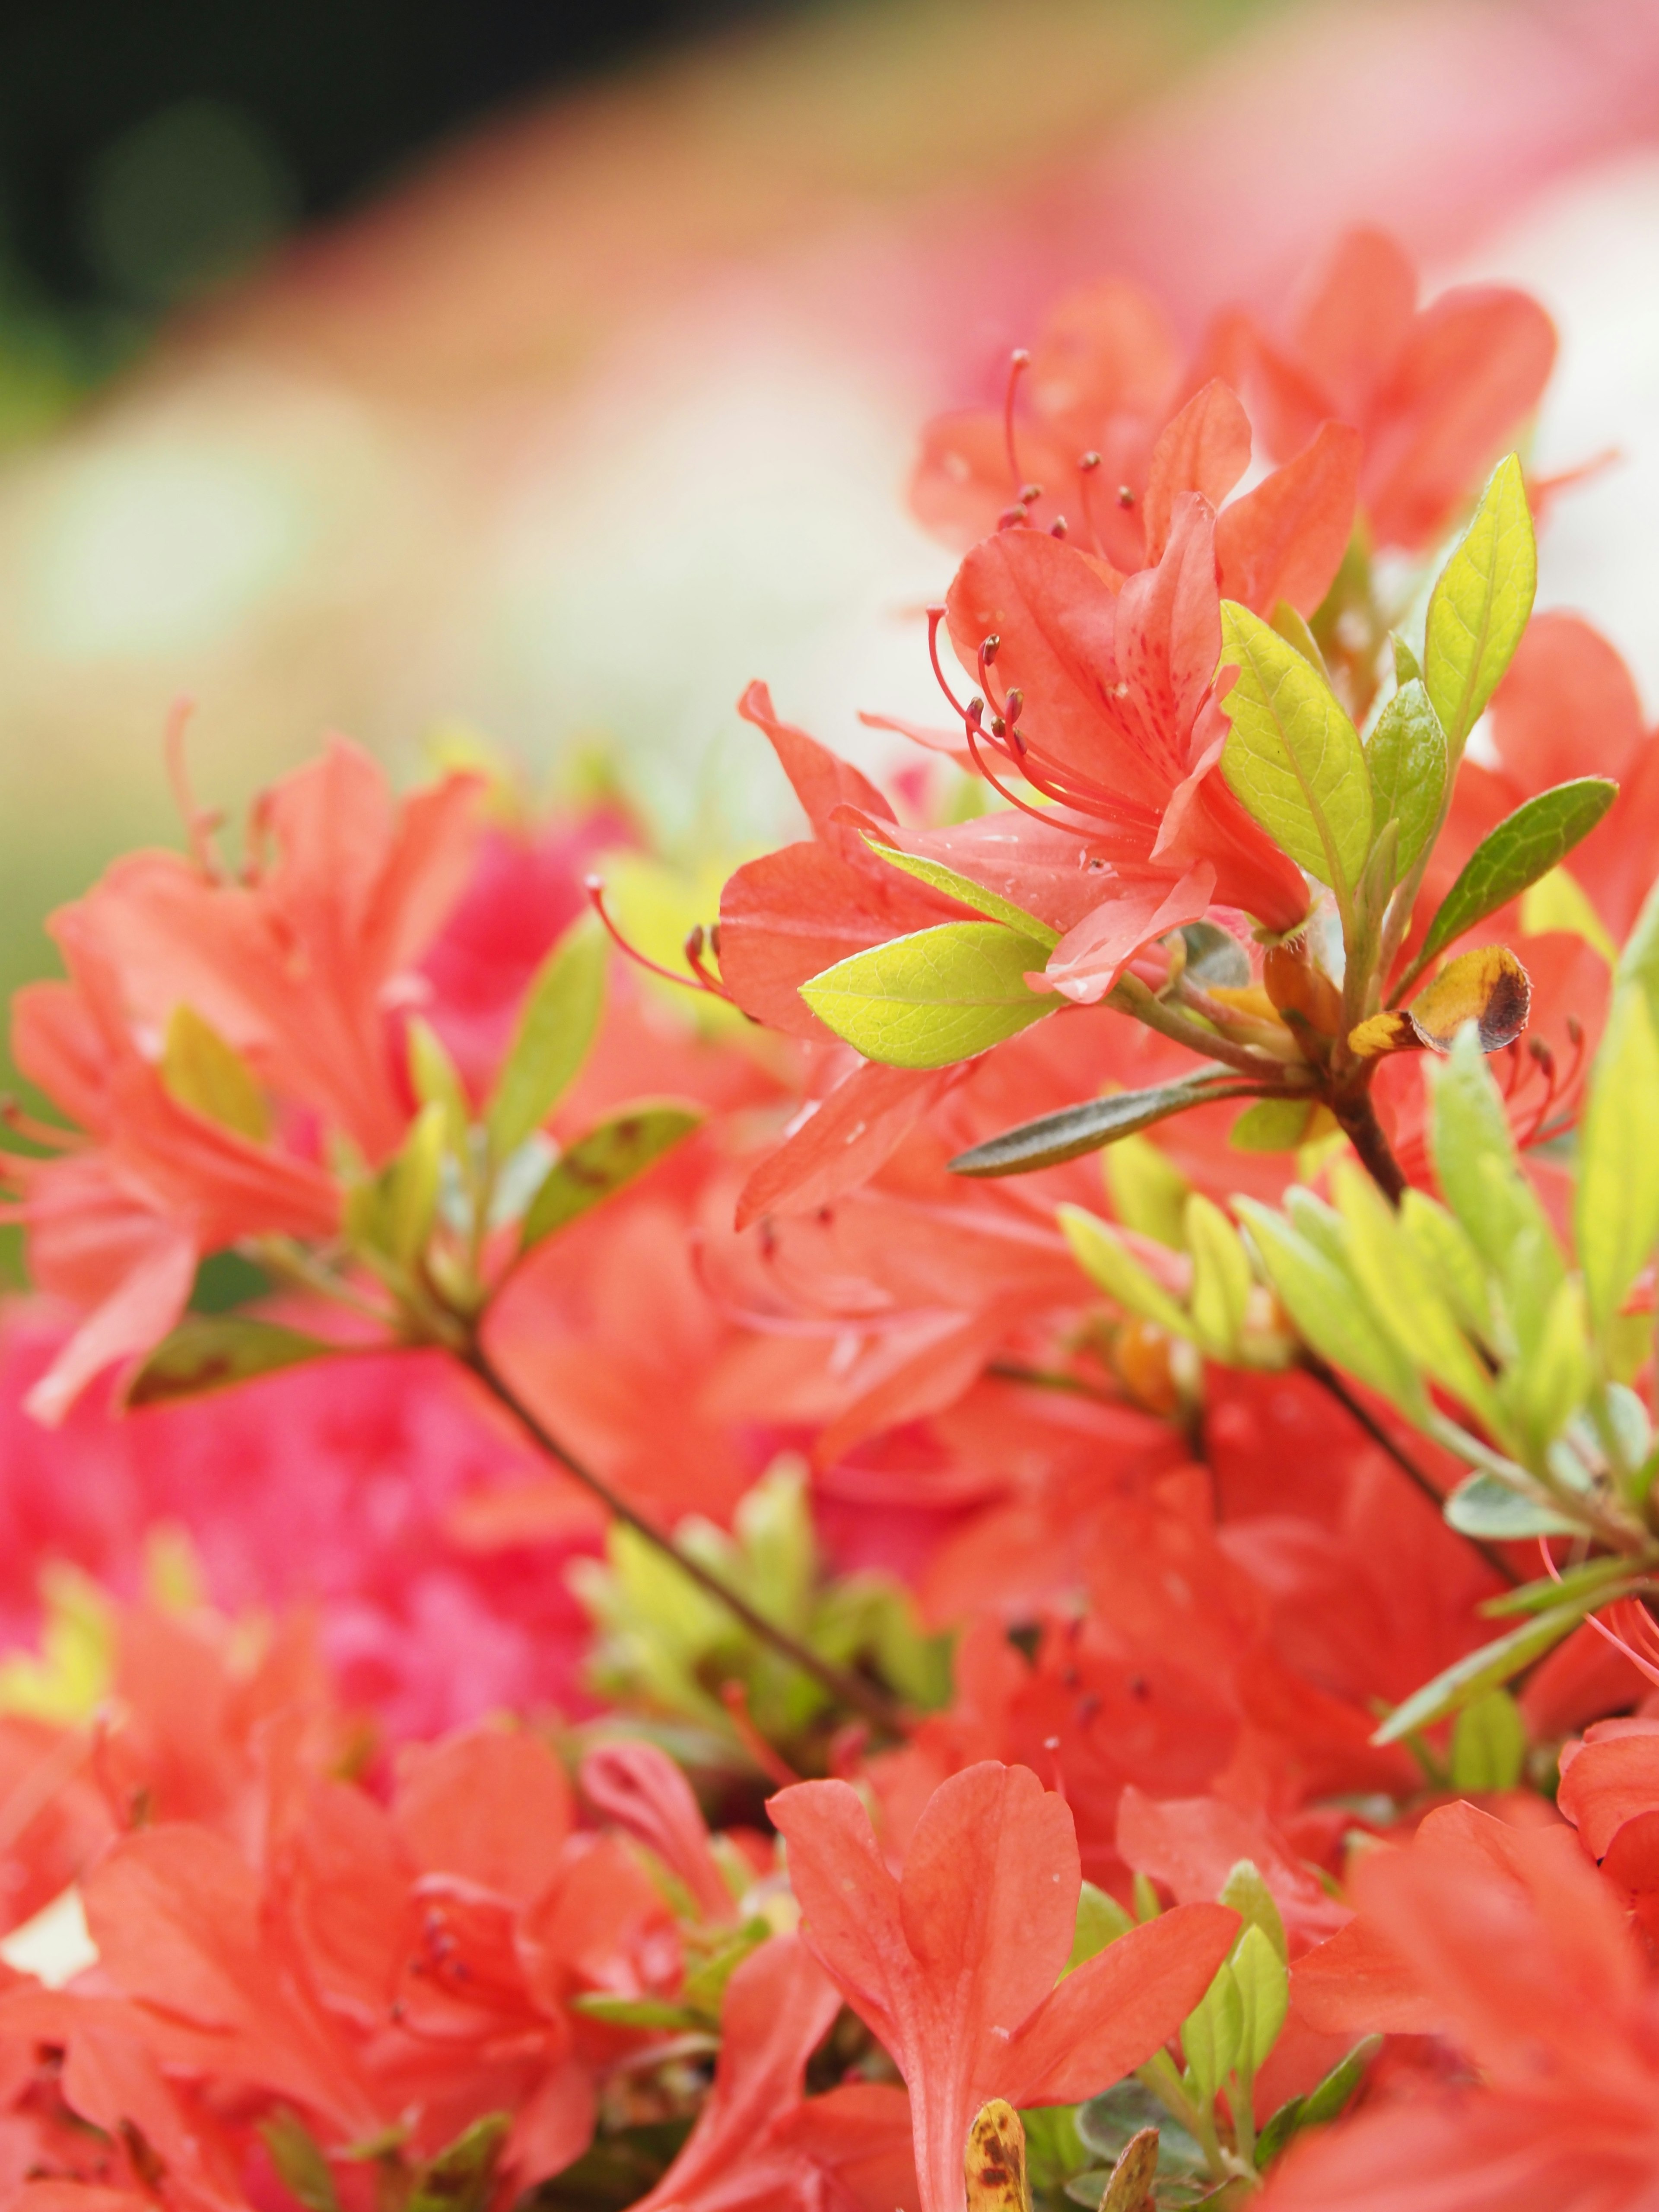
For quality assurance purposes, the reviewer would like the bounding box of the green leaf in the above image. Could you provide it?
[1233,1200,1422,1414]
[1298,2036,1382,2126]
[1059,1205,1194,1340]
[161,1004,268,1143]
[1371,1601,1588,1743]
[388,1102,446,1267]
[1391,633,1422,688]
[1180,921,1250,989]
[950,1077,1263,1178]
[1417,779,1617,966]
[1070,1879,1137,1970]
[1218,1861,1287,1965]
[409,2115,512,2212]
[520,1104,703,1251]
[1481,1555,1639,1618]
[1423,452,1536,752]
[260,2111,340,2212]
[1577,988,1659,1341]
[1230,1923,1288,2075]
[1511,1276,1593,1456]
[1255,2040,1381,2168]
[1077,2085,1204,2176]
[486,913,607,1160]
[1105,1134,1192,1251]
[1331,1164,1500,1429]
[1444,1472,1580,1541]
[801,922,1055,1070]
[861,835,1060,946]
[407,1017,470,1151]
[1618,874,1659,1034]
[126,1316,336,1409]
[1449,1686,1528,1792]
[1185,1194,1252,1360]
[1398,1191,1493,1345]
[570,1992,705,2032]
[1182,1962,1242,2107]
[1217,601,1372,901]
[1430,1029,1562,1302]
[1228,1097,1316,1154]
[1364,680,1446,882]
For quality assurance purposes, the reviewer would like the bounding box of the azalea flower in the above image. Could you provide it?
[1244,226,1556,554]
[911,275,1359,617]
[1277,1801,1659,2209]
[769,1759,1237,2212]
[633,1932,915,2212]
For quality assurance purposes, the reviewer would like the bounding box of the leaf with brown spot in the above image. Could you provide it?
[965,2099,1032,2212]
[1350,947,1531,1058]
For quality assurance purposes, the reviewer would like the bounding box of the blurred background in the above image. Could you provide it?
[3,0,1659,1058]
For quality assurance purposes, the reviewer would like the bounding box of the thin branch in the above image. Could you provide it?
[1300,1354,1521,1586]
[461,1341,909,1739]
[1110,974,1308,1083]
[1328,1087,1408,1205]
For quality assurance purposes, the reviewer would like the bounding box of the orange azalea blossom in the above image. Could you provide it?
[632,1933,916,2212]
[1242,227,1557,555]
[911,272,1359,610]
[4,739,482,1422]
[769,1760,1236,2212]
[1272,1802,1659,2210]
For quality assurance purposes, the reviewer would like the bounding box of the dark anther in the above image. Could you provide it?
[1116,484,1136,509]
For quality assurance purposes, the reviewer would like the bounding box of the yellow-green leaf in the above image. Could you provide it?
[1182,1962,1243,2107]
[1422,453,1536,753]
[1577,987,1659,1341]
[801,922,1055,1071]
[520,1103,703,1252]
[1231,1922,1289,2075]
[1365,679,1446,882]
[1185,1192,1252,1359]
[1058,1205,1193,1340]
[407,1017,470,1152]
[1217,601,1371,900]
[1234,1199,1422,1415]
[1449,1688,1528,1793]
[161,1004,267,1143]
[861,836,1060,947]
[486,914,607,1160]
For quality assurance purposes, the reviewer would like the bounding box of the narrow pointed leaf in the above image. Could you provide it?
[1233,1199,1421,1413]
[1417,779,1616,965]
[127,1316,336,1408]
[162,1005,267,1142]
[1423,454,1536,751]
[1577,987,1659,1340]
[801,922,1055,1070]
[1449,1687,1527,1792]
[1185,1193,1252,1359]
[861,835,1060,946]
[519,1103,703,1251]
[1371,1600,1587,1743]
[1217,601,1371,898]
[950,1077,1263,1178]
[486,914,607,1160]
[1364,680,1446,883]
[1059,1205,1194,1341]
[965,2099,1030,2212]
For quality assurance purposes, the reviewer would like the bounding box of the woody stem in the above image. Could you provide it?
[458,1340,909,1740]
[1328,1083,1407,1205]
